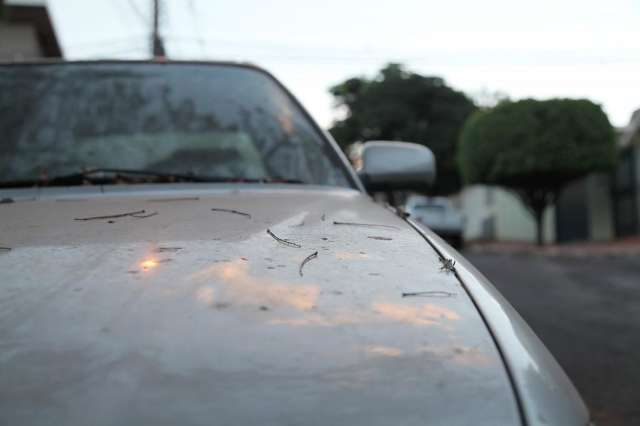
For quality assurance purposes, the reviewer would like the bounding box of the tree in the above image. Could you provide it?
[329,63,476,195]
[458,98,616,245]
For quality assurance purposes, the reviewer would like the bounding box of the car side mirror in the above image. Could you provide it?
[358,141,436,192]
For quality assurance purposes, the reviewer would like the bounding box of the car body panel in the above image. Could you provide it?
[407,219,590,426]
[0,185,520,425]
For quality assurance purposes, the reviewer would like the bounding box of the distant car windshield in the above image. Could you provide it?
[0,62,352,187]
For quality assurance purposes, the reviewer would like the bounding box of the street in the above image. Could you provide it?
[466,251,640,426]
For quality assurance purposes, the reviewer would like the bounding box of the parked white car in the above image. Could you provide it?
[406,195,464,248]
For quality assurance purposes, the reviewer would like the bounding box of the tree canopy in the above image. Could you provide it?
[458,98,616,244]
[329,63,476,195]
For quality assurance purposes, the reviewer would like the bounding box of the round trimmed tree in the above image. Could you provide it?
[457,98,616,245]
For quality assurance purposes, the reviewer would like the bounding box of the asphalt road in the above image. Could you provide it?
[465,252,640,426]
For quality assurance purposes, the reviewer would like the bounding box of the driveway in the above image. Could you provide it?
[465,252,640,426]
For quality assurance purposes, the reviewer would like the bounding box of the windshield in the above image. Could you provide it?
[0,62,352,187]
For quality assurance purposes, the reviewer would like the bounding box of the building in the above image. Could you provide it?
[554,173,614,242]
[0,0,62,60]
[453,185,556,243]
[611,109,640,237]
[457,109,640,244]
[555,109,640,242]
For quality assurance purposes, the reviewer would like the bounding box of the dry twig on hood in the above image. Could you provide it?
[402,291,456,298]
[74,209,147,221]
[333,221,399,230]
[211,208,251,219]
[299,251,318,277]
[267,229,301,248]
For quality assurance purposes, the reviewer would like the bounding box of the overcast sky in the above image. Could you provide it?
[46,0,640,129]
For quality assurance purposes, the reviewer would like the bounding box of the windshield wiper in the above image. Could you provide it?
[0,168,304,188]
[0,168,212,188]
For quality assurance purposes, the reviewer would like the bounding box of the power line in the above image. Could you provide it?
[188,0,206,56]
[111,0,144,33]
[159,36,640,67]
[126,0,149,24]
[163,37,409,63]
[65,36,148,51]
[162,35,384,56]
[82,44,150,59]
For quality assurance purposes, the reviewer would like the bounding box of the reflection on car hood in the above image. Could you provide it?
[0,185,520,426]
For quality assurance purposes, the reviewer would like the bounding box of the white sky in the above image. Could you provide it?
[46,0,640,129]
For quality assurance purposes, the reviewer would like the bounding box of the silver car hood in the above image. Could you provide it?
[0,185,520,425]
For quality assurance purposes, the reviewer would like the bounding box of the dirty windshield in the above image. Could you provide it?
[0,63,351,187]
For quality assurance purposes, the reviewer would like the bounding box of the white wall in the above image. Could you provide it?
[586,173,614,241]
[453,186,490,240]
[456,184,555,243]
[495,188,555,242]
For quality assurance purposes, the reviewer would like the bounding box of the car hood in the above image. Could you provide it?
[0,185,520,426]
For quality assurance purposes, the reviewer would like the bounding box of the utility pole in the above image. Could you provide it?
[151,0,166,58]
